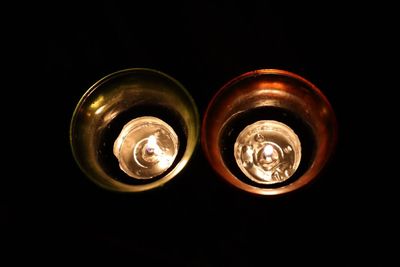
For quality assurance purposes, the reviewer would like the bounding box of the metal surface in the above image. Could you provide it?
[70,68,199,192]
[202,69,337,196]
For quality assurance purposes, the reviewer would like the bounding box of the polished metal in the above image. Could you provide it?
[202,69,337,196]
[70,68,199,192]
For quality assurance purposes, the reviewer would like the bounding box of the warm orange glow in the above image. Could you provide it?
[202,69,337,196]
[90,95,104,109]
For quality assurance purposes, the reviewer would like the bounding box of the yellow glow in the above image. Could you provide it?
[90,95,104,109]
[103,110,118,124]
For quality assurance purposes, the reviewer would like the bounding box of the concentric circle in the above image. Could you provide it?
[70,68,199,192]
[113,116,179,179]
[234,120,301,184]
[202,69,337,196]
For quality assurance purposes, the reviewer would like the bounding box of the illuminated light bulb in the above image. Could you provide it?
[234,120,301,184]
[113,116,179,179]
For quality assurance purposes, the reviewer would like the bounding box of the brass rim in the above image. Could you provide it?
[70,68,200,192]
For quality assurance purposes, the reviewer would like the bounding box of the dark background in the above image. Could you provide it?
[4,1,394,265]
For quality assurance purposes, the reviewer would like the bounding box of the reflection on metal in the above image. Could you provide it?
[70,68,199,192]
[202,69,337,196]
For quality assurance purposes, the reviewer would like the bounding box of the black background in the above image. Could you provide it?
[3,1,394,265]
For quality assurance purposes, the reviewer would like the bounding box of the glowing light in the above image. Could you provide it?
[95,105,106,115]
[263,144,274,157]
[113,116,179,179]
[234,120,301,184]
[145,135,158,154]
[90,95,104,109]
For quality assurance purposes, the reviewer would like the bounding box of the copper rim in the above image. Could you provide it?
[201,69,338,196]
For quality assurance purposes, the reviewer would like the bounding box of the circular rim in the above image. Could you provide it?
[70,68,200,192]
[233,119,302,185]
[201,69,338,196]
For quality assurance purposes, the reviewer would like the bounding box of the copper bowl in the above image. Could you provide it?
[202,69,337,196]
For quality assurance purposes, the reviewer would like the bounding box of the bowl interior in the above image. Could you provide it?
[70,68,199,192]
[202,69,337,196]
